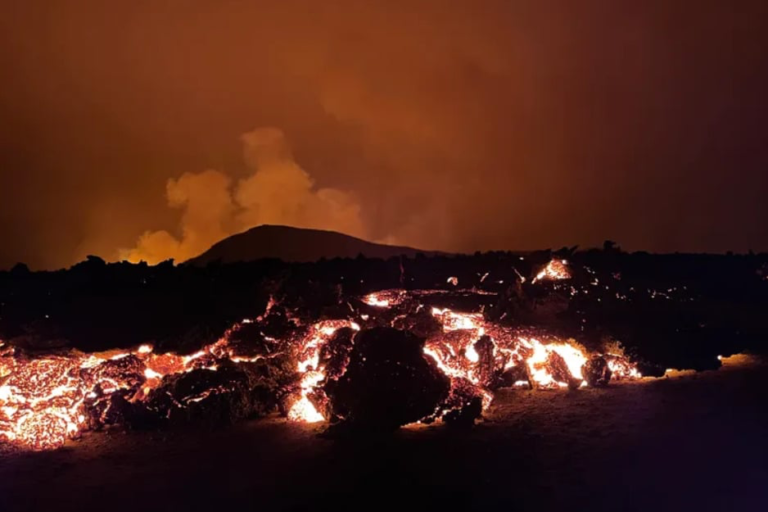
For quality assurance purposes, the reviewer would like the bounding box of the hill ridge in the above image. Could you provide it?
[185,225,435,265]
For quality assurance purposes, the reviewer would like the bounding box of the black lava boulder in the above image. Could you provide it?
[325,327,450,429]
[582,355,612,387]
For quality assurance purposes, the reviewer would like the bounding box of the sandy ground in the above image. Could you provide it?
[1,355,767,512]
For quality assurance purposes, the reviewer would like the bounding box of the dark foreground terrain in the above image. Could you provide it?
[2,355,765,512]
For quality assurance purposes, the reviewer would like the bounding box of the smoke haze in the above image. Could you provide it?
[1,1,767,268]
[122,128,366,264]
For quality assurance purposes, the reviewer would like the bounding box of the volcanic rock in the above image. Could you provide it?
[81,355,151,429]
[547,351,581,390]
[582,356,612,387]
[85,388,155,430]
[257,305,302,341]
[443,397,483,428]
[81,354,146,389]
[498,364,531,388]
[324,327,451,429]
[440,377,484,428]
[474,335,498,388]
[318,327,356,381]
[145,362,277,428]
[225,322,281,359]
[391,308,443,340]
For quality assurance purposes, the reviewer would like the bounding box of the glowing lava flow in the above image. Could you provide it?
[425,305,594,391]
[287,320,360,423]
[0,324,263,450]
[0,345,147,450]
[2,286,642,451]
[0,313,362,449]
[0,352,86,450]
[361,290,640,415]
[521,339,587,389]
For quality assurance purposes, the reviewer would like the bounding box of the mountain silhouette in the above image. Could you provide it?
[186,225,434,265]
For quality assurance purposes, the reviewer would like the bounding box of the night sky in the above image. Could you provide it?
[1,1,767,269]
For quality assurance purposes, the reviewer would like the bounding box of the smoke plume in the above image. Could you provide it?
[2,1,767,269]
[121,128,366,264]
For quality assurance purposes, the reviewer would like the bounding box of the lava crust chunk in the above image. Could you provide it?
[582,356,612,387]
[143,362,278,428]
[325,327,450,430]
[319,327,357,381]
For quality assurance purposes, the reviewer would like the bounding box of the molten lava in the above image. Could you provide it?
[1,284,641,451]
[0,327,271,450]
[287,319,360,422]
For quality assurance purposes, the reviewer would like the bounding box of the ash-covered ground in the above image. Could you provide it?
[1,355,766,512]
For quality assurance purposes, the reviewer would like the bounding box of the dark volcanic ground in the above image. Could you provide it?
[2,355,766,512]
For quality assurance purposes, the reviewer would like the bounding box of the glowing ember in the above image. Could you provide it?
[532,259,571,283]
[606,356,642,380]
[288,395,324,423]
[362,290,405,308]
[363,295,390,307]
[431,308,483,332]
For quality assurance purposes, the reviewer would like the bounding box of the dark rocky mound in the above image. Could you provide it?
[319,327,357,381]
[186,224,435,266]
[145,362,281,427]
[83,360,287,432]
[325,327,450,429]
[440,378,484,428]
[582,356,612,387]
